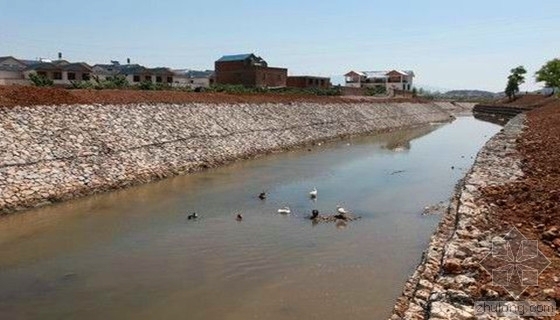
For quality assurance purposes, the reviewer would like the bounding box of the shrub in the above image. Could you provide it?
[207,84,257,94]
[28,73,54,87]
[138,80,155,90]
[206,84,342,96]
[91,75,129,90]
[365,86,387,96]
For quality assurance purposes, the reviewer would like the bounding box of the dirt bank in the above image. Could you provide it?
[0,85,428,108]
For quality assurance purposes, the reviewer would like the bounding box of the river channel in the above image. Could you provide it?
[0,116,501,320]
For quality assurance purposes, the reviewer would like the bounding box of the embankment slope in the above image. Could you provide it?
[1,102,452,214]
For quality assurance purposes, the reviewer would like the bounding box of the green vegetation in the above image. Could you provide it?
[505,66,527,100]
[365,86,387,96]
[136,81,172,91]
[206,84,268,94]
[535,58,560,95]
[69,76,130,90]
[28,73,54,87]
[91,75,129,90]
[204,84,342,96]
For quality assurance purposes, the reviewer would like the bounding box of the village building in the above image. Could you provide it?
[287,76,331,89]
[172,69,214,89]
[0,56,29,85]
[344,70,415,91]
[92,62,173,85]
[214,53,287,88]
[23,60,93,85]
[0,56,93,86]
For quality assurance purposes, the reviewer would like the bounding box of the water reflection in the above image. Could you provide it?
[474,113,510,126]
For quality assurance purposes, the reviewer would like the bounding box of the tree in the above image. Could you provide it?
[505,66,527,100]
[535,58,560,94]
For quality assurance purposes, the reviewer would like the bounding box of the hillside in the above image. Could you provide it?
[443,90,498,99]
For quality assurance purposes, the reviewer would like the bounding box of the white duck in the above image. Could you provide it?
[336,206,349,215]
[277,206,291,214]
[309,187,318,199]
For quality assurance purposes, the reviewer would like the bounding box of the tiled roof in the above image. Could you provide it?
[25,62,60,71]
[0,56,16,63]
[216,53,254,62]
[94,64,150,75]
[62,63,92,72]
[361,70,415,79]
[363,71,389,79]
[0,56,30,70]
[0,65,24,72]
[20,59,40,66]
[149,67,173,74]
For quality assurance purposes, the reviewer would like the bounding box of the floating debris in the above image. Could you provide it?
[311,212,361,224]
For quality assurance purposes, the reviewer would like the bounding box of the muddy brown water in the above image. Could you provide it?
[0,117,501,320]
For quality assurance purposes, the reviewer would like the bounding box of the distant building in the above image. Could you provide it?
[344,70,415,91]
[0,56,93,86]
[92,62,173,85]
[214,53,287,88]
[287,76,331,89]
[0,56,28,85]
[172,69,214,89]
[23,60,93,85]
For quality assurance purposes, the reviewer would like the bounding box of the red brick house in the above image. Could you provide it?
[214,53,287,88]
[287,76,331,89]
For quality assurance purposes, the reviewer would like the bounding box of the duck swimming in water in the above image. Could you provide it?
[258,192,267,200]
[277,207,291,214]
[187,212,198,220]
[311,209,319,219]
[236,213,243,221]
[309,187,318,199]
[336,206,349,215]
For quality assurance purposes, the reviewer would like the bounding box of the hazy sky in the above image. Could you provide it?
[1,0,558,91]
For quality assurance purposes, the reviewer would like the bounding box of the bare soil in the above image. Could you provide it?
[480,100,560,309]
[0,85,425,107]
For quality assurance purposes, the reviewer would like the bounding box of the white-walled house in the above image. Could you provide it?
[344,69,415,91]
[23,61,92,85]
[0,56,93,86]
